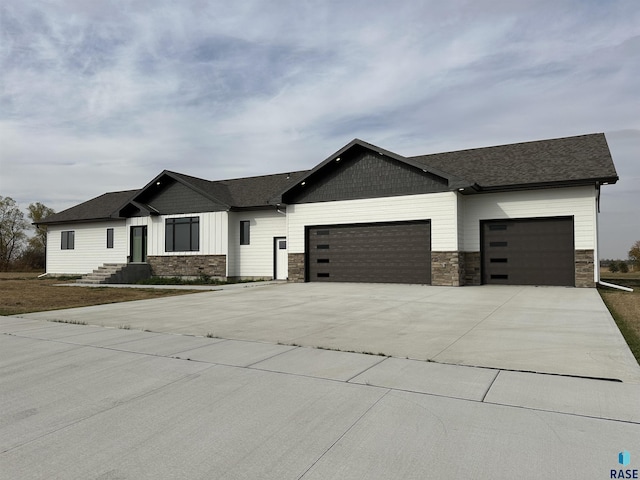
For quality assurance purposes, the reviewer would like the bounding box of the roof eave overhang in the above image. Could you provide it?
[230,205,282,212]
[34,217,125,226]
[458,176,619,195]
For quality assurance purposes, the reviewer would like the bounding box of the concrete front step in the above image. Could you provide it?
[80,263,127,284]
[79,263,151,284]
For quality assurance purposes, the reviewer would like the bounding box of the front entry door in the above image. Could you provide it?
[274,237,288,280]
[131,226,147,263]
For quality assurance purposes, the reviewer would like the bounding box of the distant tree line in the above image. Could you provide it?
[0,196,55,271]
[602,240,640,273]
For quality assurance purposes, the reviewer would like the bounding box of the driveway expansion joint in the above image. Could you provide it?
[296,389,392,480]
[345,356,389,383]
[480,369,501,402]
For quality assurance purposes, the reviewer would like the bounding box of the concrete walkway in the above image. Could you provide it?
[16,282,640,382]
[1,316,639,480]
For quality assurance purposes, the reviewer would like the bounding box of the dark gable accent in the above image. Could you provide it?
[285,151,448,204]
[142,178,227,215]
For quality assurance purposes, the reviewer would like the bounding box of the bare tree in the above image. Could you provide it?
[0,196,29,270]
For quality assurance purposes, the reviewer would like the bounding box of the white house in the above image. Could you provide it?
[36,133,618,287]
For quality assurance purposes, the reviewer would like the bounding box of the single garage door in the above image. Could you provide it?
[307,221,431,284]
[481,217,574,286]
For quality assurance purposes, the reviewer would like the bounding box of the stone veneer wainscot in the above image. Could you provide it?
[147,255,226,278]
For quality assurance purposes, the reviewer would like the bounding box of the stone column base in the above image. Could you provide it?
[288,253,305,282]
[462,252,481,286]
[575,249,595,287]
[431,252,463,286]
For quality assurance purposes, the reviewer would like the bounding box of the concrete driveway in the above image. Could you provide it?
[16,282,640,382]
[2,316,640,479]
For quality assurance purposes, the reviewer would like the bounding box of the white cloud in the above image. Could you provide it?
[1,0,639,256]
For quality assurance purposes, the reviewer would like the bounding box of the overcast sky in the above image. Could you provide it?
[1,0,638,259]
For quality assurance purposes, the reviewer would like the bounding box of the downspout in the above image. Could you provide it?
[595,183,633,292]
[598,280,633,292]
[594,183,600,284]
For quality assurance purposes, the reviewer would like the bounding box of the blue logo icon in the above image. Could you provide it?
[619,451,630,466]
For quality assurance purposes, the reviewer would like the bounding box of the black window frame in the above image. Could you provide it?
[61,231,75,250]
[240,220,250,245]
[165,217,199,252]
[106,228,114,249]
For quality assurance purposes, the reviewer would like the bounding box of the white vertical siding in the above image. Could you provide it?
[287,192,459,253]
[461,186,598,251]
[127,212,228,256]
[46,221,127,274]
[227,210,287,277]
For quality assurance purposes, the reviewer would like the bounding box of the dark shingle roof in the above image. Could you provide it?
[411,133,617,190]
[38,190,137,225]
[214,170,308,207]
[169,170,309,207]
[36,133,617,224]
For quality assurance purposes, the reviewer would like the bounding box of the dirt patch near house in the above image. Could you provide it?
[0,273,204,316]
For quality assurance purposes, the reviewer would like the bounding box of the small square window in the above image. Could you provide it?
[240,221,250,245]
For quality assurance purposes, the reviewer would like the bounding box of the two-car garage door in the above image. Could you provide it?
[307,221,431,284]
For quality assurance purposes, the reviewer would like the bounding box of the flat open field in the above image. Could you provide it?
[599,269,640,364]
[0,272,203,316]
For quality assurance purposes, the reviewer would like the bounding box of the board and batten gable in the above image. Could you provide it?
[46,221,127,274]
[139,179,227,215]
[286,151,449,204]
[286,192,459,253]
[227,210,287,278]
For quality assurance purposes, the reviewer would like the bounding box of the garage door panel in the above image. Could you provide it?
[482,217,574,286]
[308,221,431,284]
